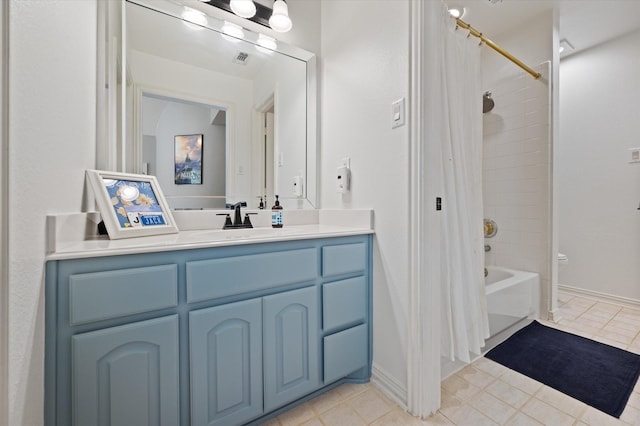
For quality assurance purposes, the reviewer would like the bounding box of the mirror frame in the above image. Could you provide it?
[97,0,318,209]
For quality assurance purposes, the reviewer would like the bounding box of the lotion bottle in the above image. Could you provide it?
[271,195,283,228]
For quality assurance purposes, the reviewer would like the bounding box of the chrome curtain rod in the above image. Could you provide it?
[455,18,542,80]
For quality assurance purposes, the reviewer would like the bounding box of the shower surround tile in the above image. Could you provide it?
[483,63,552,307]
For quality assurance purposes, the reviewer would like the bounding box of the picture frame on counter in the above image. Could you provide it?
[86,169,179,239]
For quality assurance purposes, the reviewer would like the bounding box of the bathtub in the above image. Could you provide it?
[485,266,540,337]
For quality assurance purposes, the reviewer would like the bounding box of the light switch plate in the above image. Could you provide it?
[391,97,406,129]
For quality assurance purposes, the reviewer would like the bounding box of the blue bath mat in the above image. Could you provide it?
[485,321,640,418]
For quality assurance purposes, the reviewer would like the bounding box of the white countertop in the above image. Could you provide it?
[46,209,374,260]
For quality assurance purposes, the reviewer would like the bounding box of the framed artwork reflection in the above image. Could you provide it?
[174,134,203,185]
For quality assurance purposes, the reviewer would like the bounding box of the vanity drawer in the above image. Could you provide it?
[322,276,366,332]
[186,248,317,303]
[323,324,368,383]
[322,243,366,277]
[68,264,178,325]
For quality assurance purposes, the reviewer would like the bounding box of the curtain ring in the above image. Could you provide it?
[466,31,471,38]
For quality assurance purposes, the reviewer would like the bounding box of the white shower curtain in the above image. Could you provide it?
[407,1,489,417]
[438,4,489,363]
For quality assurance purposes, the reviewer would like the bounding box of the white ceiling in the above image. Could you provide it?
[449,0,640,55]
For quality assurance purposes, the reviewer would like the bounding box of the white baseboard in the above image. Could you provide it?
[547,309,562,323]
[559,284,640,311]
[371,363,407,410]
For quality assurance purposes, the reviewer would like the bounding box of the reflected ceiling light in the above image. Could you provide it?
[559,38,575,55]
[230,0,256,19]
[448,7,465,19]
[269,0,292,33]
[181,7,207,28]
[257,34,277,50]
[222,21,245,39]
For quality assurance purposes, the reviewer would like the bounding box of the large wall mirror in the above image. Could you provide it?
[98,0,317,210]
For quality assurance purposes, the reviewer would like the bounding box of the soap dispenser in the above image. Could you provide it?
[271,195,283,228]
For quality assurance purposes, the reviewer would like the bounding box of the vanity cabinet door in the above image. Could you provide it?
[190,299,263,426]
[263,286,320,412]
[71,315,179,426]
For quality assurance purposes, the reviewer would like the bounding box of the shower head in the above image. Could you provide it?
[483,91,494,113]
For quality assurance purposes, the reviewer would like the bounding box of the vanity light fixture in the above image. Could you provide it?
[230,0,256,19]
[205,0,293,33]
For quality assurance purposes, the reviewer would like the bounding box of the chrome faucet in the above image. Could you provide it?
[217,202,255,229]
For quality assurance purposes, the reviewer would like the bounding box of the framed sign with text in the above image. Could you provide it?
[86,170,178,239]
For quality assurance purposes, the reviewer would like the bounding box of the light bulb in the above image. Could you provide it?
[230,0,256,19]
[448,7,464,19]
[269,0,292,33]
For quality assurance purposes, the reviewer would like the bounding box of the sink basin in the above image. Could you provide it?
[221,227,285,239]
[192,227,305,242]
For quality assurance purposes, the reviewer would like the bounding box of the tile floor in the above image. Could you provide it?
[262,291,640,425]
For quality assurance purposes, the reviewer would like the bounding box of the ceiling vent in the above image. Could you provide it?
[233,52,250,65]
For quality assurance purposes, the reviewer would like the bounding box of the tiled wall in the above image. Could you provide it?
[483,62,552,309]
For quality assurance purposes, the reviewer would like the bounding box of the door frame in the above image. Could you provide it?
[0,0,9,424]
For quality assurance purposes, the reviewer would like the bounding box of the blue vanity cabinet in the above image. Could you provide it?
[72,315,180,426]
[321,242,371,383]
[189,299,263,426]
[45,234,372,426]
[263,286,320,412]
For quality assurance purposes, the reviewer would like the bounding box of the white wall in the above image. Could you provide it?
[558,30,640,300]
[482,12,554,316]
[0,1,8,424]
[7,1,97,424]
[321,0,410,401]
